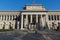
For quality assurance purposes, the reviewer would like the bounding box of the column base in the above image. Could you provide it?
[20,28,24,30]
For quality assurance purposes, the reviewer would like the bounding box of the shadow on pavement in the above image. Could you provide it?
[22,32,46,40]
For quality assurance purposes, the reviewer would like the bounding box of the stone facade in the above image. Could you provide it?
[0,4,60,30]
[0,11,20,29]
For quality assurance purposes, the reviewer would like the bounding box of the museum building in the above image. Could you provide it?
[0,4,60,30]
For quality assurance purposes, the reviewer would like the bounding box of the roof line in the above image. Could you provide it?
[0,10,60,12]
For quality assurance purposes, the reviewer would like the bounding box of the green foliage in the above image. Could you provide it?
[9,24,13,30]
[3,27,5,30]
[0,29,13,32]
[43,27,45,29]
[54,27,60,31]
[33,25,36,31]
[9,26,13,30]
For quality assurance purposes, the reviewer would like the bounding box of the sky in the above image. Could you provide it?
[0,0,60,10]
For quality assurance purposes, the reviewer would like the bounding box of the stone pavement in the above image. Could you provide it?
[38,30,60,35]
[0,30,59,40]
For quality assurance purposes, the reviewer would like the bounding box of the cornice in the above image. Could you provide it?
[0,10,60,12]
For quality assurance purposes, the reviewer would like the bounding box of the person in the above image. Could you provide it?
[35,28,38,34]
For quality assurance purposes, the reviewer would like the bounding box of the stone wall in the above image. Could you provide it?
[0,11,20,29]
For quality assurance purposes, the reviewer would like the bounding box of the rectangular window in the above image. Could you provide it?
[2,15,3,20]
[10,15,12,20]
[48,15,50,20]
[57,15,59,20]
[5,15,6,20]
[54,15,56,20]
[51,15,53,20]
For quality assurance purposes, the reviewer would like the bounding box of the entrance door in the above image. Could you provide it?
[29,15,36,30]
[32,15,36,24]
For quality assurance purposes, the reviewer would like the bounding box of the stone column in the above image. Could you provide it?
[41,14,43,27]
[21,14,24,30]
[25,15,28,29]
[56,15,57,20]
[3,15,4,20]
[12,16,13,20]
[6,15,7,20]
[9,15,10,20]
[1,15,2,20]
[53,15,54,20]
[30,15,32,23]
[36,15,38,30]
[17,21,19,29]
[4,15,5,20]
[41,15,45,28]
[30,15,32,30]
[59,15,60,20]
[36,15,38,23]
[53,15,55,20]
[43,15,46,27]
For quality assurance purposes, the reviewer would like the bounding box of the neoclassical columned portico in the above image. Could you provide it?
[21,12,46,30]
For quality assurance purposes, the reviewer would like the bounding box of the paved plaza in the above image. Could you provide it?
[0,30,60,40]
